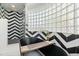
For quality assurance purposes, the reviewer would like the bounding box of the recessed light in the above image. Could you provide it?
[11,5,15,8]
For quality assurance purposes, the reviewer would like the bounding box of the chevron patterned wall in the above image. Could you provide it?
[0,5,25,44]
[25,30,79,55]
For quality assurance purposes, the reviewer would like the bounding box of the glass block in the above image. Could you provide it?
[52,13,56,18]
[61,28,65,33]
[52,4,56,9]
[53,9,56,13]
[61,21,66,27]
[57,7,61,12]
[67,19,74,26]
[62,14,66,21]
[67,27,74,33]
[67,3,72,6]
[62,3,67,9]
[62,8,66,15]
[75,3,79,9]
[67,4,74,13]
[57,28,61,32]
[76,30,79,34]
[49,10,52,15]
[76,27,79,30]
[57,11,61,17]
[76,9,79,18]
[76,18,79,25]
[52,28,56,32]
[67,12,74,20]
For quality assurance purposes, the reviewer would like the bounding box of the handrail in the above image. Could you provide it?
[21,41,53,53]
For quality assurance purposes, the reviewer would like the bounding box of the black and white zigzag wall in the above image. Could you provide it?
[0,5,25,44]
[25,30,79,55]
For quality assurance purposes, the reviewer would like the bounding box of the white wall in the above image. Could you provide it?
[0,18,8,48]
[0,43,20,56]
[0,18,20,56]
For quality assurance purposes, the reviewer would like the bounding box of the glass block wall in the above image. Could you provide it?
[27,3,79,34]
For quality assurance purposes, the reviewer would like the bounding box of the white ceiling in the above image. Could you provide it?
[1,3,25,12]
[26,3,54,12]
[1,3,54,12]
